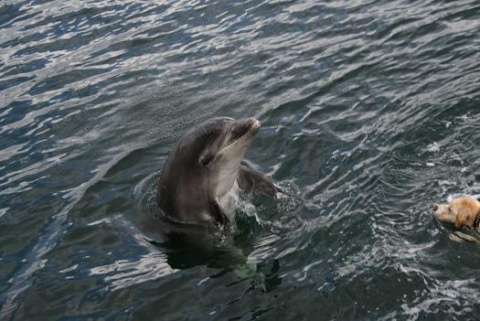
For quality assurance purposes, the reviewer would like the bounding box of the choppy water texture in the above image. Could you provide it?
[1,0,480,320]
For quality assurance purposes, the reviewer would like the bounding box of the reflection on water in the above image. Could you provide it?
[89,252,177,292]
[1,0,480,319]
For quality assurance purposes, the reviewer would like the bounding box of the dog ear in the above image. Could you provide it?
[455,213,466,229]
[455,210,473,229]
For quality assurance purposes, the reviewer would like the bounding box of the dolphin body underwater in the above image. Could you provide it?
[156,117,278,230]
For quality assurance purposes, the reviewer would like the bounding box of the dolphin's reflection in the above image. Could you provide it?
[139,214,282,292]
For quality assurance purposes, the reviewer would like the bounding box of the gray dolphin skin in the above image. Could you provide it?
[156,117,277,227]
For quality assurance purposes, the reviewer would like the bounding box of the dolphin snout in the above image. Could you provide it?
[248,118,261,130]
[231,118,261,139]
[240,117,260,129]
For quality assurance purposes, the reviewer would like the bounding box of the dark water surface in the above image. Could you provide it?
[1,0,480,320]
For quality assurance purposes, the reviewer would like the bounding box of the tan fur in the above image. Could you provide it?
[433,197,480,229]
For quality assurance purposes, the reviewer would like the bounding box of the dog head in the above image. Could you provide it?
[433,197,480,229]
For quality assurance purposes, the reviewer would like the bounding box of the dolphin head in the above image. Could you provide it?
[156,117,261,222]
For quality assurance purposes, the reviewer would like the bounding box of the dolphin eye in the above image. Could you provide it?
[200,155,214,167]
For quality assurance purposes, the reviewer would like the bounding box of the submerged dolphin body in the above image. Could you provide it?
[156,117,277,227]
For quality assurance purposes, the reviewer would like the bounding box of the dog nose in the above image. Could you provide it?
[433,204,438,211]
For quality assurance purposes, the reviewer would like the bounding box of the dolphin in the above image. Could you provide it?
[156,117,277,228]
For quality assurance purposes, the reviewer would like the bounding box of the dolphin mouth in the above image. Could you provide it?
[216,117,261,163]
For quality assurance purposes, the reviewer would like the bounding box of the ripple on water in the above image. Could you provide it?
[1,0,480,319]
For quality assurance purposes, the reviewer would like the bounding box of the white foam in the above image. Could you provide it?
[426,142,440,152]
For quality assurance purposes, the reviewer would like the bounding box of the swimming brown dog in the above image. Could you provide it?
[433,196,480,243]
[433,196,480,229]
